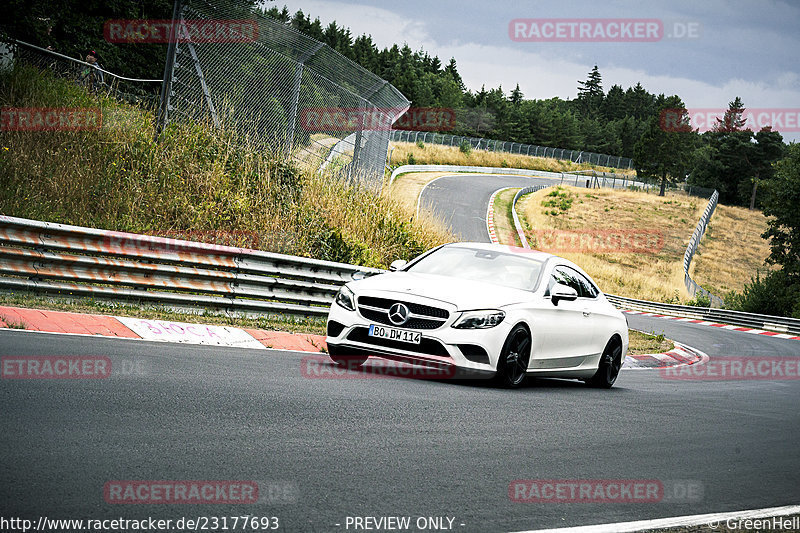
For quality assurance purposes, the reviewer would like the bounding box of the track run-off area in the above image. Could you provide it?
[1,172,798,532]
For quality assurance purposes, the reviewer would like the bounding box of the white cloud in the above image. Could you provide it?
[271,0,800,140]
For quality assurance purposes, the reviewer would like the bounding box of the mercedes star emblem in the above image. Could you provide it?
[388,303,410,325]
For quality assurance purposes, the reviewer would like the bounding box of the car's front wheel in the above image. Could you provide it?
[327,345,369,369]
[495,325,531,388]
[587,338,622,388]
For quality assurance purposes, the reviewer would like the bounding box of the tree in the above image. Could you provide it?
[509,84,524,105]
[690,97,757,205]
[443,58,464,91]
[713,96,747,132]
[744,127,784,209]
[761,143,800,279]
[576,65,604,118]
[634,97,695,196]
[603,84,626,121]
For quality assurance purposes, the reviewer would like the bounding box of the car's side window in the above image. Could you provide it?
[545,267,574,296]
[545,266,598,299]
[561,266,598,298]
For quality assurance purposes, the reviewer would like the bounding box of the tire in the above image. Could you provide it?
[495,325,531,388]
[587,338,623,388]
[327,344,368,369]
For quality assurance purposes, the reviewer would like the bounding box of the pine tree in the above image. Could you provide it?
[509,84,524,105]
[576,65,604,117]
[713,97,747,133]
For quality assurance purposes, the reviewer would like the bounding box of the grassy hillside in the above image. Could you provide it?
[506,186,771,302]
[0,65,451,268]
[690,204,775,295]
[513,186,703,302]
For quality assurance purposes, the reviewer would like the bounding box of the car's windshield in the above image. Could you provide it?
[406,246,545,291]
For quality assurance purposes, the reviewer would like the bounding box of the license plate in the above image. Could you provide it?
[368,324,421,344]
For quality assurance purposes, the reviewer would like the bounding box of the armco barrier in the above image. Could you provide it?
[683,190,723,307]
[511,185,550,248]
[2,215,797,335]
[389,165,648,190]
[0,215,381,317]
[606,294,800,336]
[389,164,565,185]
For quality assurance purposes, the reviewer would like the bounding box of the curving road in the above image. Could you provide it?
[418,174,557,241]
[1,329,799,533]
[1,173,799,532]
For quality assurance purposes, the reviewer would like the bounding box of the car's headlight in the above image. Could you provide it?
[452,310,505,329]
[334,285,356,311]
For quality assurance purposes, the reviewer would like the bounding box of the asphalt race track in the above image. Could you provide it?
[418,174,556,241]
[1,173,799,532]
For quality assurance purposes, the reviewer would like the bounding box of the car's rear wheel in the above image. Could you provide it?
[495,325,531,388]
[587,338,622,388]
[327,345,369,369]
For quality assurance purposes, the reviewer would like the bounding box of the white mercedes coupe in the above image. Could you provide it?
[325,242,628,388]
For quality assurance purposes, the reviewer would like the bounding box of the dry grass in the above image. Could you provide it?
[628,330,674,355]
[690,204,774,295]
[390,141,635,175]
[511,186,706,302]
[385,171,457,213]
[0,64,450,269]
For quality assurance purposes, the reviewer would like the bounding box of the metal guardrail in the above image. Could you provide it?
[606,294,800,335]
[511,185,550,248]
[390,165,566,185]
[683,190,723,307]
[389,164,649,191]
[0,215,381,318]
[2,215,797,335]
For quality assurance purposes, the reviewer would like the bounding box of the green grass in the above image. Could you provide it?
[0,64,450,270]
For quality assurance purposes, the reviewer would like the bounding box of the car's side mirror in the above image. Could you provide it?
[389,259,408,272]
[551,283,578,306]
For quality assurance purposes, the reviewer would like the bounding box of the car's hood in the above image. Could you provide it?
[350,272,532,310]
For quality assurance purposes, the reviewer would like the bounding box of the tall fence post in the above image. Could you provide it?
[155,0,183,139]
[284,43,323,154]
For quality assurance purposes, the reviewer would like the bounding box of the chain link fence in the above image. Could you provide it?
[162,0,409,190]
[6,39,161,109]
[391,129,634,170]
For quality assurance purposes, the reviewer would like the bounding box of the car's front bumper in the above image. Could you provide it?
[325,300,513,377]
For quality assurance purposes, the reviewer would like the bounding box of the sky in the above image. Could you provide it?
[268,0,800,141]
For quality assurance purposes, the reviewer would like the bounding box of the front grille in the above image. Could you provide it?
[357,296,449,330]
[358,296,449,318]
[346,327,450,357]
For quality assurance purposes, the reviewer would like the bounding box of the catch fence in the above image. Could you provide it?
[391,129,634,170]
[161,0,409,189]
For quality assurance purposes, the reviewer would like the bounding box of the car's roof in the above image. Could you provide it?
[443,241,555,260]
